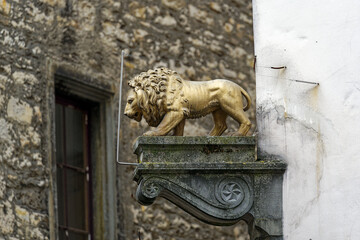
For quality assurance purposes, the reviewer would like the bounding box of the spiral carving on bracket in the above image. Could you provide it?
[215,177,250,208]
[221,182,243,203]
[143,182,161,198]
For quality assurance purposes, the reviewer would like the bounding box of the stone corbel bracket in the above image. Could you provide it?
[133,137,286,239]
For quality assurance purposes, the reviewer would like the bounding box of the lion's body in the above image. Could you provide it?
[181,79,250,119]
[124,68,252,136]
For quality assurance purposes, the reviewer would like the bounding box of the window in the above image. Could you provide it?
[55,98,93,239]
[51,68,116,240]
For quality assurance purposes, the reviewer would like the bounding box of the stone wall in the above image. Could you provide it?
[0,0,254,239]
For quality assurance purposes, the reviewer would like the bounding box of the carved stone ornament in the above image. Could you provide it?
[124,67,252,136]
[215,177,250,208]
[136,175,253,225]
[132,136,287,239]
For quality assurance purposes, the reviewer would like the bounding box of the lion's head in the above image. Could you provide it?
[124,88,142,122]
[124,67,184,127]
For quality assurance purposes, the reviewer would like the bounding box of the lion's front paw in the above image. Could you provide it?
[143,130,156,136]
[143,130,166,136]
[143,130,168,136]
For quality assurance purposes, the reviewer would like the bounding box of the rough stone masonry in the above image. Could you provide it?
[0,0,254,239]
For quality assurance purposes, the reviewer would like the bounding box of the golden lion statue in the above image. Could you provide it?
[124,67,251,136]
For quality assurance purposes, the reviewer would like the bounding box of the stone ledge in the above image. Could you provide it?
[133,136,257,165]
[133,136,285,180]
[134,160,286,181]
[133,136,257,147]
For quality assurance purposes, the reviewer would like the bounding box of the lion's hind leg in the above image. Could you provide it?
[228,110,251,136]
[209,109,228,136]
[220,100,251,136]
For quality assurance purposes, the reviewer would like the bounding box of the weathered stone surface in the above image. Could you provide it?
[169,39,183,56]
[189,5,208,23]
[154,14,177,26]
[0,95,4,108]
[209,2,222,13]
[133,29,148,41]
[224,22,234,33]
[0,201,15,234]
[133,136,257,167]
[0,176,6,199]
[7,97,33,124]
[220,61,238,78]
[161,0,186,10]
[0,0,11,15]
[12,72,38,85]
[130,3,147,19]
[38,0,65,7]
[15,205,30,223]
[0,118,11,143]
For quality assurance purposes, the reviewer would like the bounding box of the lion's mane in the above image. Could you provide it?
[128,67,186,127]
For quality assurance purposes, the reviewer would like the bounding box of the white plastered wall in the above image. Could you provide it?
[253,0,360,239]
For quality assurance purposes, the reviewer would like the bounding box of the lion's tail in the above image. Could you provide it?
[241,88,251,111]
